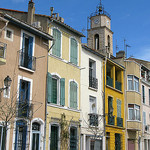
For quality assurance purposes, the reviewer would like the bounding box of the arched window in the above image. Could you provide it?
[52,28,61,57]
[31,122,41,150]
[94,34,99,50]
[70,38,78,65]
[70,81,78,109]
[107,35,110,52]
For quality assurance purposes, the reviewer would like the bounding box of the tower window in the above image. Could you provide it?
[107,35,110,52]
[94,34,99,50]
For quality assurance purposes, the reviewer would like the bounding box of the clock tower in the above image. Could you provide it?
[87,1,113,55]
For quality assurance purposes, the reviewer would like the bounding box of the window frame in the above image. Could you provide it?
[127,75,139,92]
[69,80,78,110]
[69,37,78,66]
[128,104,140,121]
[51,28,62,58]
[4,27,14,41]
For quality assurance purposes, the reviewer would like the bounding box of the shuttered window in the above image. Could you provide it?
[70,38,78,65]
[47,73,65,106]
[52,29,61,57]
[117,99,121,118]
[70,81,77,109]
[50,125,59,150]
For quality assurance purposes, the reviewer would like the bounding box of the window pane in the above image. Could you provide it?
[128,80,133,90]
[52,78,57,104]
[129,109,134,120]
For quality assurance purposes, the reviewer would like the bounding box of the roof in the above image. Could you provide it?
[0,12,53,41]
[0,8,85,37]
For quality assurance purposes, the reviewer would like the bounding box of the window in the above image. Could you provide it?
[31,122,40,150]
[3,85,10,98]
[47,73,65,106]
[90,139,102,150]
[108,96,113,115]
[52,28,61,57]
[89,96,96,114]
[127,75,139,92]
[89,59,98,89]
[117,99,121,118]
[94,34,99,50]
[0,42,6,59]
[70,127,77,150]
[128,104,140,121]
[5,28,13,41]
[14,120,27,150]
[115,133,121,150]
[142,85,145,103]
[0,125,6,150]
[20,32,35,71]
[70,81,77,109]
[50,125,59,150]
[143,112,146,125]
[70,38,78,65]
[18,79,30,118]
[107,35,110,52]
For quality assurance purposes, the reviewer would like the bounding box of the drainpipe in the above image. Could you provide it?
[43,38,55,150]
[103,56,107,150]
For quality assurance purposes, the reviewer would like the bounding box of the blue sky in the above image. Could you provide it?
[1,0,150,60]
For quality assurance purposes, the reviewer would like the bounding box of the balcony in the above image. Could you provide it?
[115,81,122,91]
[17,101,33,119]
[106,76,113,87]
[117,117,123,127]
[89,113,98,126]
[127,121,142,131]
[108,115,115,125]
[18,50,36,71]
[89,76,98,89]
[0,42,7,65]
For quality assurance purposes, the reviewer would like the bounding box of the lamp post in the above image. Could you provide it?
[0,75,12,92]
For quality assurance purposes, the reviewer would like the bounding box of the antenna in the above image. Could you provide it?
[116,40,119,52]
[124,39,131,58]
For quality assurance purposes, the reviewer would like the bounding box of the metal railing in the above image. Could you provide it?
[16,101,33,119]
[106,76,113,87]
[0,42,7,58]
[117,117,123,127]
[18,50,36,71]
[89,113,98,126]
[108,115,115,125]
[115,81,122,91]
[89,76,98,89]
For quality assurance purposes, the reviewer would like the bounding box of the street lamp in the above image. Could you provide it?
[0,76,12,92]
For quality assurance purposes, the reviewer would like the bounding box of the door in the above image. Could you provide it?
[128,140,135,150]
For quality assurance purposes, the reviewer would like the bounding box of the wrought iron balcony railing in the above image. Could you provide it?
[89,76,98,89]
[18,50,36,71]
[108,115,115,125]
[16,101,33,119]
[117,117,123,127]
[115,81,122,91]
[106,76,113,87]
[89,113,98,126]
[0,42,7,58]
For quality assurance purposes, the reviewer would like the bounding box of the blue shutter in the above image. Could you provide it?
[47,72,52,103]
[60,78,65,106]
[28,36,33,69]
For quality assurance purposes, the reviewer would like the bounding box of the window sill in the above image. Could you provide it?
[126,90,140,94]
[47,103,80,112]
[88,87,98,92]
[127,120,141,122]
[106,85,123,94]
[19,66,35,73]
[67,62,79,68]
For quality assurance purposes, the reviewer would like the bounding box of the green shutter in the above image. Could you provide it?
[52,29,61,57]
[74,82,77,109]
[70,81,77,109]
[70,38,78,65]
[60,78,65,106]
[70,82,74,108]
[47,72,52,103]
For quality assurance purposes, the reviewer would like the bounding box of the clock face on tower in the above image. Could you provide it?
[94,19,99,24]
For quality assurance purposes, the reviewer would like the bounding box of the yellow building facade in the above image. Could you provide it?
[45,18,84,150]
[104,59,125,150]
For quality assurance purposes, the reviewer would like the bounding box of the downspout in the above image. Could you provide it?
[103,56,107,150]
[43,38,55,150]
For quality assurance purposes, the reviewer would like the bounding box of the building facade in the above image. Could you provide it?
[81,45,105,150]
[0,12,52,150]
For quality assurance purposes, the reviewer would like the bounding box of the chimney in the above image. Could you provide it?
[27,0,35,24]
[50,7,54,17]
[116,51,125,58]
